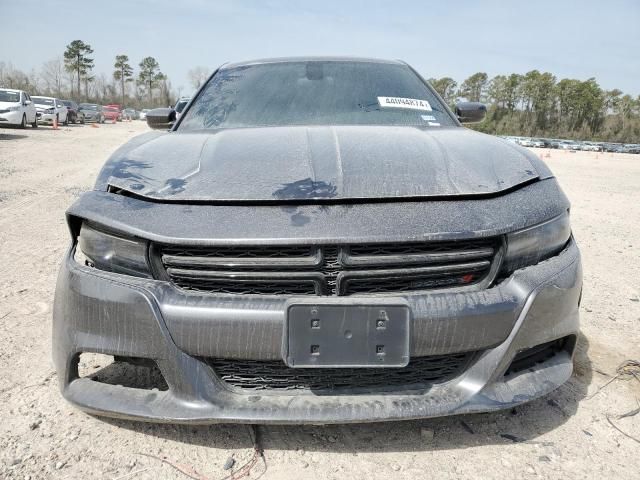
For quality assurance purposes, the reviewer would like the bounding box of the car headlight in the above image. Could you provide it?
[76,223,151,278]
[502,212,571,273]
[8,105,21,111]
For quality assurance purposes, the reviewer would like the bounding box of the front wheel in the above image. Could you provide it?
[19,114,26,129]
[63,115,69,126]
[31,116,38,128]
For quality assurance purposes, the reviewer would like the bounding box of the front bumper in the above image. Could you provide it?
[53,234,581,424]
[37,112,56,124]
[0,110,23,125]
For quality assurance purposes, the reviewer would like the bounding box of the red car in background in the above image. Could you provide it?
[105,104,123,121]
[103,106,121,122]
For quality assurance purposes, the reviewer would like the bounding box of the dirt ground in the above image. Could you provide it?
[1,121,639,480]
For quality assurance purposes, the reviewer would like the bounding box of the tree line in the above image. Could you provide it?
[0,40,211,110]
[2,44,638,142]
[429,72,640,143]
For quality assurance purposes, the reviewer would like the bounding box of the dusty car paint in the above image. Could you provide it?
[100,127,543,202]
[53,57,581,424]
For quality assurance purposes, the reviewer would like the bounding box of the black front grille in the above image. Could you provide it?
[204,353,476,392]
[155,238,501,296]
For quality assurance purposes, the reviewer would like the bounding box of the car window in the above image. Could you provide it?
[0,90,21,102]
[175,100,189,113]
[179,61,455,130]
[32,97,54,106]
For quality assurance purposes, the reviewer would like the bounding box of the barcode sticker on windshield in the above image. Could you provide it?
[378,97,432,111]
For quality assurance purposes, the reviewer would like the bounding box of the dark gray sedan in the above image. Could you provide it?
[53,57,581,424]
[78,103,105,123]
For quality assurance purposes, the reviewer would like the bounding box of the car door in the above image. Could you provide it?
[55,99,68,122]
[24,93,36,122]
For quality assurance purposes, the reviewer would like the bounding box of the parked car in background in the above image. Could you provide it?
[518,138,543,148]
[32,96,68,126]
[620,144,640,154]
[557,141,578,151]
[61,100,85,124]
[0,88,37,128]
[78,104,105,123]
[103,106,120,122]
[581,142,602,152]
[123,108,138,120]
[139,109,150,120]
[105,104,123,121]
[174,97,190,120]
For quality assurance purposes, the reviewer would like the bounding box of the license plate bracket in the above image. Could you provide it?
[284,299,410,368]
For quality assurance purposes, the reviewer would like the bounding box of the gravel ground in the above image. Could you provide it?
[0,122,638,480]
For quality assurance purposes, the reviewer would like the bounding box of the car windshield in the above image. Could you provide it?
[179,61,455,130]
[80,104,98,110]
[62,101,74,108]
[105,107,118,112]
[0,90,21,102]
[32,97,54,106]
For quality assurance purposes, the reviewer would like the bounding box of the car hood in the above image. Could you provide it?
[0,101,20,109]
[100,126,545,203]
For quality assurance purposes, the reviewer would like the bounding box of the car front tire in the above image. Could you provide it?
[31,116,38,128]
[19,114,26,129]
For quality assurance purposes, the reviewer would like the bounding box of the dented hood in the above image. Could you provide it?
[99,126,542,202]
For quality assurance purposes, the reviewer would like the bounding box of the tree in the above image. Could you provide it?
[41,57,65,96]
[428,77,457,105]
[187,66,210,90]
[113,55,134,106]
[63,40,94,98]
[458,72,488,102]
[83,74,95,99]
[138,57,165,103]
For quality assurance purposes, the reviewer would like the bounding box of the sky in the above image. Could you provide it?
[1,0,639,97]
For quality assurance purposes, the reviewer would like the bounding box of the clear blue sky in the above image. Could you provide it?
[2,0,638,96]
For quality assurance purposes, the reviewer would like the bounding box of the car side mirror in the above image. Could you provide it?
[24,100,32,105]
[455,102,486,123]
[146,107,176,130]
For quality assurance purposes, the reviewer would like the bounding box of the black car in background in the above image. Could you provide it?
[78,103,105,123]
[61,100,85,124]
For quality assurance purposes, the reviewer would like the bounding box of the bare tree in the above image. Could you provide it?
[187,66,210,90]
[41,57,66,96]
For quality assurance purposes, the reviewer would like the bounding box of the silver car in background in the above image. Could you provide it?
[32,96,68,126]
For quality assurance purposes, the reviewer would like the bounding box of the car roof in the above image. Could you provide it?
[221,56,406,70]
[0,88,22,93]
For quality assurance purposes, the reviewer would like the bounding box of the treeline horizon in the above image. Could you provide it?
[1,43,638,143]
[0,40,210,111]
[429,72,640,143]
